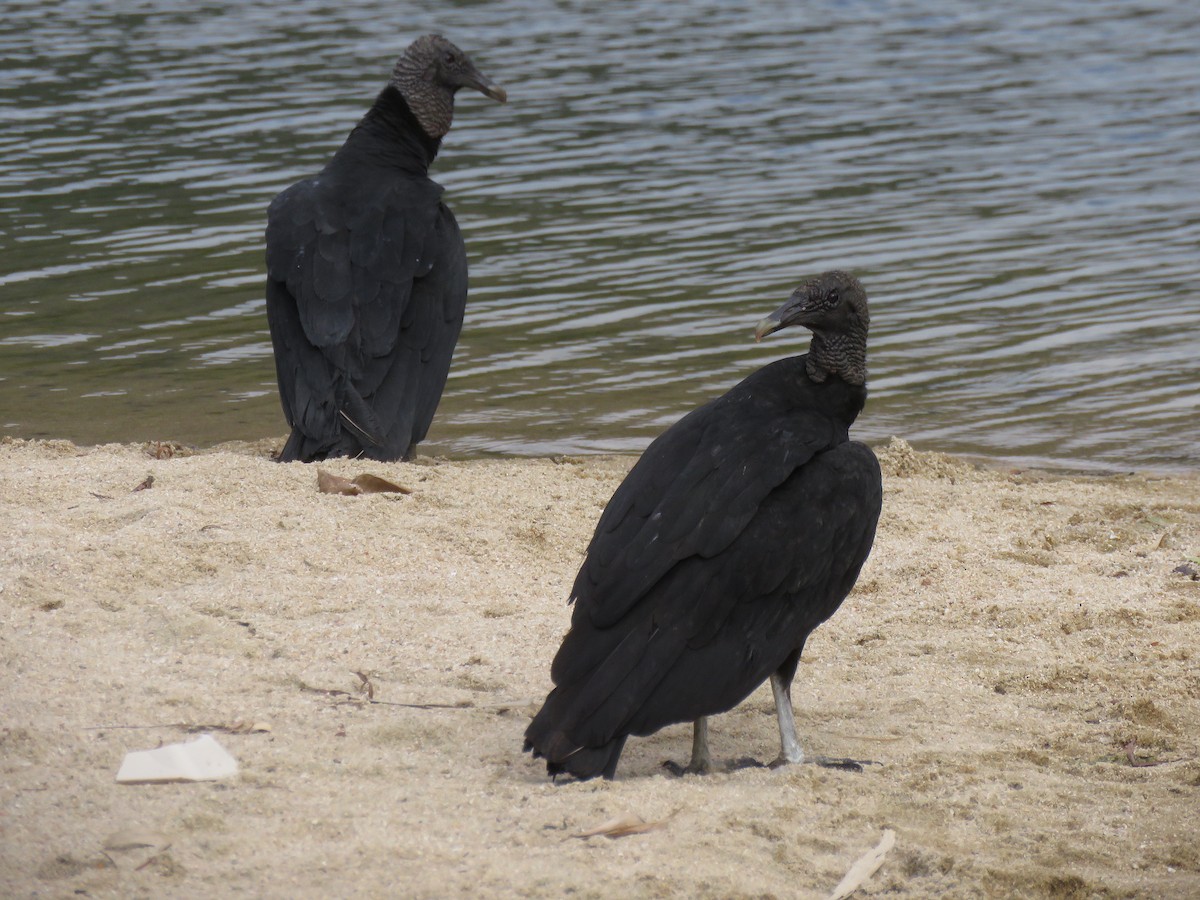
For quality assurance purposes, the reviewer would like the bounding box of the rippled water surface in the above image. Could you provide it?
[2,0,1198,469]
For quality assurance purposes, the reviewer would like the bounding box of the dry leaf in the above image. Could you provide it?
[317,469,361,496]
[350,473,411,495]
[103,830,170,852]
[317,469,412,496]
[147,442,177,460]
[571,809,678,840]
[829,829,896,900]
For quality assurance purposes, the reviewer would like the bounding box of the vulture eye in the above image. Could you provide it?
[444,51,456,64]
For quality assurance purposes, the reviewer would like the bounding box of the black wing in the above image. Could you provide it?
[265,168,462,460]
[341,204,468,453]
[567,377,841,632]
[551,386,841,690]
[617,441,882,735]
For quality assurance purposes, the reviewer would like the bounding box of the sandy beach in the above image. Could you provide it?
[1,435,1198,898]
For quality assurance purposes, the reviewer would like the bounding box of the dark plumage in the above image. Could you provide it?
[266,35,506,462]
[524,271,882,780]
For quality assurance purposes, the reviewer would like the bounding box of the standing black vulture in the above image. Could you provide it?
[265,35,506,462]
[524,271,882,780]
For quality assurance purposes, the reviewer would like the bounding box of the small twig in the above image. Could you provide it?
[296,681,466,708]
[1123,740,1188,768]
[134,846,172,872]
[84,723,187,731]
[85,722,269,734]
[353,670,375,701]
[294,679,532,712]
[371,700,474,709]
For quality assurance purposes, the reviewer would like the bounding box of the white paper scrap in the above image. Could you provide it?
[116,734,239,784]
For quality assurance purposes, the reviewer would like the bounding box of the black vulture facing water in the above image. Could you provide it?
[266,35,506,462]
[524,271,883,780]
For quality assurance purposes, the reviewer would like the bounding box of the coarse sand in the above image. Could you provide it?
[1,436,1198,898]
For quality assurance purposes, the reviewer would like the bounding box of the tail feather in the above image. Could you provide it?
[276,422,415,463]
[523,722,626,781]
[525,616,691,781]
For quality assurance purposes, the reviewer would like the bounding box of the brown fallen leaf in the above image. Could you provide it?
[132,475,154,492]
[317,470,412,496]
[350,473,412,495]
[570,809,679,840]
[317,469,361,496]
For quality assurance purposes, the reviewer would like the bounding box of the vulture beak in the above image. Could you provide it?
[754,287,813,342]
[464,67,507,103]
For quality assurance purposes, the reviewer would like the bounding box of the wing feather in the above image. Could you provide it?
[265,160,458,459]
[574,392,835,629]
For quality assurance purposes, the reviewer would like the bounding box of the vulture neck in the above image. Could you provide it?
[805,330,868,387]
[337,86,442,174]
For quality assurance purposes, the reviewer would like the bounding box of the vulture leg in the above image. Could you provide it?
[769,672,806,766]
[768,671,877,772]
[688,717,713,773]
[663,717,713,776]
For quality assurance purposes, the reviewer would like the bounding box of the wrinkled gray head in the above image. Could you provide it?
[389,34,507,139]
[754,271,870,384]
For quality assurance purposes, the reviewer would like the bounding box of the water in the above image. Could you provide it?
[2,0,1198,471]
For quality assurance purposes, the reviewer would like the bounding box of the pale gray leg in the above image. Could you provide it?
[769,672,874,771]
[770,672,806,765]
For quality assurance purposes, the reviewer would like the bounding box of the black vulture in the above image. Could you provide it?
[524,271,883,780]
[265,35,506,462]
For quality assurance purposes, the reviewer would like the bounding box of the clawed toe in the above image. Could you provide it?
[812,755,879,771]
[732,756,767,770]
[664,752,879,776]
[661,759,713,777]
[764,754,878,772]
